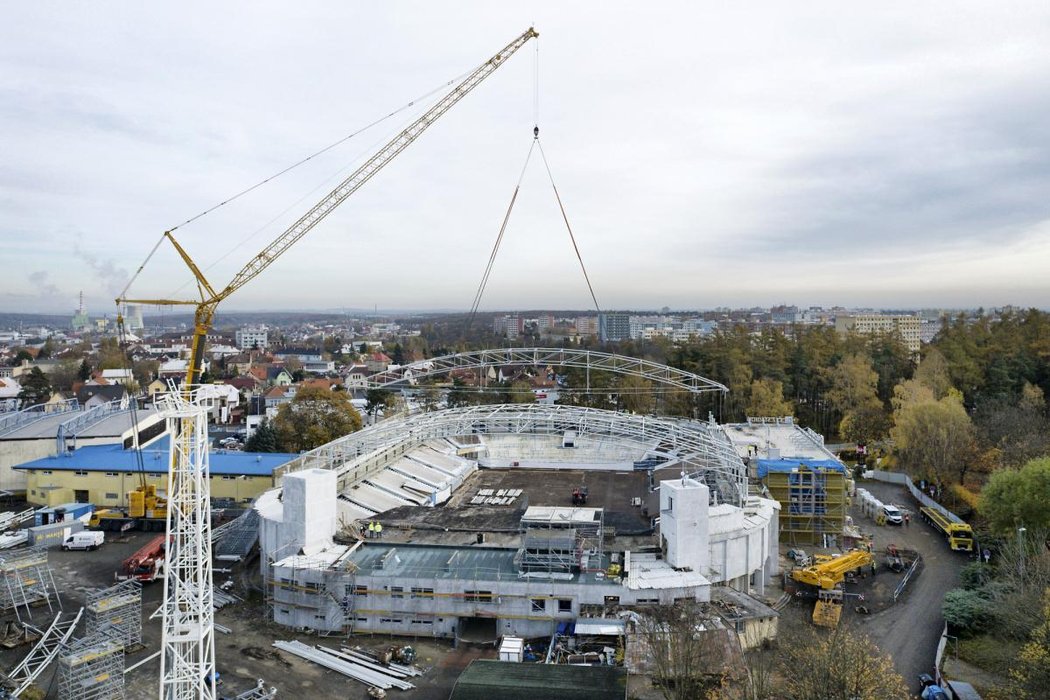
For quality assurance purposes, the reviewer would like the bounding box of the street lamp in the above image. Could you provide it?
[1018,526,1027,579]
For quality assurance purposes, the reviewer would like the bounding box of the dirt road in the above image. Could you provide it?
[853,480,968,693]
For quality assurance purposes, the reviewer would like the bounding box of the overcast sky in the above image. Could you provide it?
[3,2,1050,316]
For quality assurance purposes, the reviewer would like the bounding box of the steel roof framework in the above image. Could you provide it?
[275,404,747,506]
[365,348,728,395]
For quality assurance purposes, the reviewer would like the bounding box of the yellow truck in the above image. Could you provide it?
[919,506,973,552]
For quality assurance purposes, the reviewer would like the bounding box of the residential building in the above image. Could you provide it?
[235,328,269,350]
[599,313,630,342]
[493,315,524,340]
[75,385,128,410]
[575,316,599,337]
[835,313,921,354]
[100,369,134,387]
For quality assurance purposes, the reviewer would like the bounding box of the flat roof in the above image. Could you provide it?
[723,419,840,462]
[344,543,613,586]
[452,660,626,700]
[14,436,295,477]
[0,406,164,441]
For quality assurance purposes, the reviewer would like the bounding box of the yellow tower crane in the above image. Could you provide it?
[115,26,538,513]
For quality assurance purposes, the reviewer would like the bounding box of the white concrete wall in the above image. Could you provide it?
[659,477,710,573]
[283,469,338,555]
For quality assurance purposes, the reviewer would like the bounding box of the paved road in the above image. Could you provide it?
[853,480,968,694]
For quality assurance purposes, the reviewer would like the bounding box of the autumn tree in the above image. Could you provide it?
[979,457,1050,534]
[273,387,362,452]
[96,337,126,369]
[745,378,793,417]
[619,375,655,414]
[827,354,886,444]
[996,591,1050,700]
[891,389,976,484]
[17,367,52,406]
[48,359,81,392]
[504,380,535,404]
[776,626,908,700]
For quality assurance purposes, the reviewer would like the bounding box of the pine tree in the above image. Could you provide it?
[77,359,92,382]
[245,419,279,453]
[17,367,52,407]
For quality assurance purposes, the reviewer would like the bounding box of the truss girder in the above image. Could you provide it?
[5,608,83,696]
[158,393,216,700]
[365,348,728,395]
[275,404,747,505]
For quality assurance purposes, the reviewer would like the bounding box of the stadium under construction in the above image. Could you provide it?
[255,361,785,641]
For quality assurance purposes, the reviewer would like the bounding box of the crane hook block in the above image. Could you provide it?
[533,126,539,138]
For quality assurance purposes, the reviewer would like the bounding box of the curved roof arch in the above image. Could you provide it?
[365,348,727,395]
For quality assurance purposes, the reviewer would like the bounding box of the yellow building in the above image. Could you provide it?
[15,437,293,508]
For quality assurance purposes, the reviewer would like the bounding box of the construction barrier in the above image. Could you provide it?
[893,552,923,603]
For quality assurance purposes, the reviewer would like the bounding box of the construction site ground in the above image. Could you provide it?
[776,479,968,696]
[0,530,491,699]
[447,467,652,529]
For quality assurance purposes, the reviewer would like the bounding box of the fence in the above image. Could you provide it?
[893,551,923,602]
[866,470,965,523]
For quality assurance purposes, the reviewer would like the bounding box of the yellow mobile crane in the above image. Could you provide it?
[116,27,539,507]
[790,549,874,627]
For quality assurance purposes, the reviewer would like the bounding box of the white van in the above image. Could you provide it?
[62,531,105,551]
[882,505,904,526]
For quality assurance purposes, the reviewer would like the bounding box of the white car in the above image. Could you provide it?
[882,505,904,525]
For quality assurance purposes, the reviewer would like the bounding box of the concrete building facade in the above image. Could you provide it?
[835,313,921,353]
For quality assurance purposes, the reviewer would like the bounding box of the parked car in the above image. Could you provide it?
[882,504,904,525]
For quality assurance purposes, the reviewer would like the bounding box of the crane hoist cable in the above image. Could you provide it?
[119,66,474,303]
[465,129,603,330]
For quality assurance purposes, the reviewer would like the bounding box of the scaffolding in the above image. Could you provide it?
[86,580,142,650]
[0,546,61,622]
[765,466,847,545]
[515,507,606,576]
[2,608,83,697]
[57,636,125,700]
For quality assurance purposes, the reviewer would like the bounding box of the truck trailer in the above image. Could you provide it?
[919,506,973,552]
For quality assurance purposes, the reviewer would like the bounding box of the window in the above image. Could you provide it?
[735,620,746,633]
[74,470,88,477]
[379,618,403,624]
[353,585,368,597]
[42,470,52,475]
[635,598,659,605]
[28,470,36,475]
[530,598,545,613]
[604,596,620,606]
[105,472,118,478]
[464,590,493,603]
[105,493,118,500]
[356,617,369,624]
[30,490,36,496]
[221,476,236,481]
[668,496,674,512]
[558,599,572,613]
[149,473,163,478]
[411,619,434,626]
[411,587,434,599]
[390,586,404,599]
[314,614,326,620]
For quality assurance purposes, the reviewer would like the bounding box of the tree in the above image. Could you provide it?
[979,457,1050,534]
[504,380,535,404]
[272,387,362,452]
[245,419,279,453]
[745,378,793,417]
[776,626,908,700]
[132,360,158,390]
[11,349,32,366]
[634,601,721,700]
[96,337,126,369]
[77,358,92,382]
[942,587,994,635]
[619,375,655,414]
[826,353,880,417]
[891,390,976,484]
[838,400,890,446]
[996,591,1050,700]
[48,359,80,392]
[17,367,52,406]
